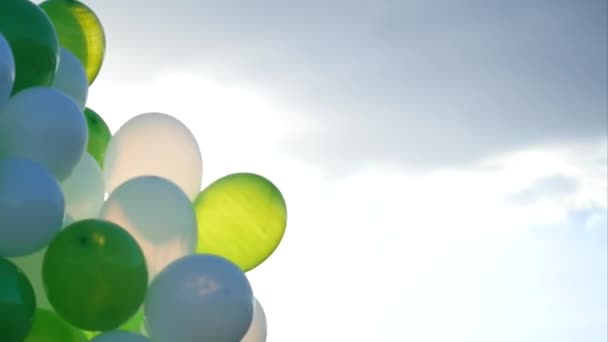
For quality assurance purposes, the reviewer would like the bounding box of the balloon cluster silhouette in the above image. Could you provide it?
[0,1,284,341]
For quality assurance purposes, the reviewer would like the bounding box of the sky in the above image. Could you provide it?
[68,0,608,340]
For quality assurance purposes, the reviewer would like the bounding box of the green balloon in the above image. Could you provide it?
[83,308,147,339]
[84,108,111,167]
[25,309,86,342]
[0,0,60,94]
[40,0,106,84]
[43,219,148,332]
[0,257,36,342]
[194,173,288,272]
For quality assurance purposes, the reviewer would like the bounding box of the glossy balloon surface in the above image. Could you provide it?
[145,254,254,342]
[0,0,59,93]
[100,176,197,281]
[24,309,86,342]
[84,107,111,167]
[0,33,15,106]
[0,87,88,180]
[40,0,105,84]
[0,257,36,342]
[51,48,88,110]
[103,112,202,200]
[43,219,148,331]
[242,298,268,342]
[61,152,105,220]
[194,173,287,271]
[0,159,64,257]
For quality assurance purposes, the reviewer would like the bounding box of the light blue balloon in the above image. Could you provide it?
[145,254,254,342]
[0,159,64,257]
[51,48,88,110]
[0,33,14,107]
[0,87,88,180]
[91,331,150,342]
[100,175,197,281]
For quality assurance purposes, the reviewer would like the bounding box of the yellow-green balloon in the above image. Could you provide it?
[194,173,287,272]
[25,309,86,342]
[40,0,106,84]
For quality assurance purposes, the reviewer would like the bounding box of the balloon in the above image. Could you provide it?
[10,219,75,311]
[83,309,148,339]
[10,249,51,310]
[0,33,15,106]
[84,107,112,167]
[61,152,105,220]
[40,0,105,84]
[91,331,150,342]
[145,254,254,342]
[51,48,88,110]
[242,298,267,342]
[104,112,202,200]
[194,173,287,271]
[24,309,86,342]
[0,0,59,94]
[0,257,36,342]
[43,219,148,331]
[100,176,197,280]
[0,87,88,180]
[0,159,64,257]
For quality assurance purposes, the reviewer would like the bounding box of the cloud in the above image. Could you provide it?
[507,174,579,205]
[90,0,607,174]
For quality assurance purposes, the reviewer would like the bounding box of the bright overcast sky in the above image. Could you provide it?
[73,0,608,341]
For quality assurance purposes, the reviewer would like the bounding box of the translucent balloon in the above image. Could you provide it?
[40,0,105,84]
[0,159,64,257]
[104,112,202,200]
[145,254,254,342]
[0,0,59,94]
[51,48,88,110]
[91,331,150,342]
[242,298,268,342]
[85,107,111,167]
[43,219,148,331]
[100,176,197,280]
[0,33,14,106]
[24,309,86,342]
[0,257,36,342]
[0,87,88,180]
[61,153,105,220]
[194,173,287,271]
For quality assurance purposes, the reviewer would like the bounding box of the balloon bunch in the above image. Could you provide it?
[0,1,284,341]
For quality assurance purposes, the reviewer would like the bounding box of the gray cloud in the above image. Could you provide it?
[507,174,579,205]
[93,0,607,172]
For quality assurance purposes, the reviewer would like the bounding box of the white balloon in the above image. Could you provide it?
[0,159,64,257]
[90,331,150,342]
[103,112,202,199]
[100,176,197,281]
[0,33,14,107]
[61,152,105,220]
[51,48,88,110]
[242,298,268,342]
[145,254,254,342]
[0,87,88,180]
